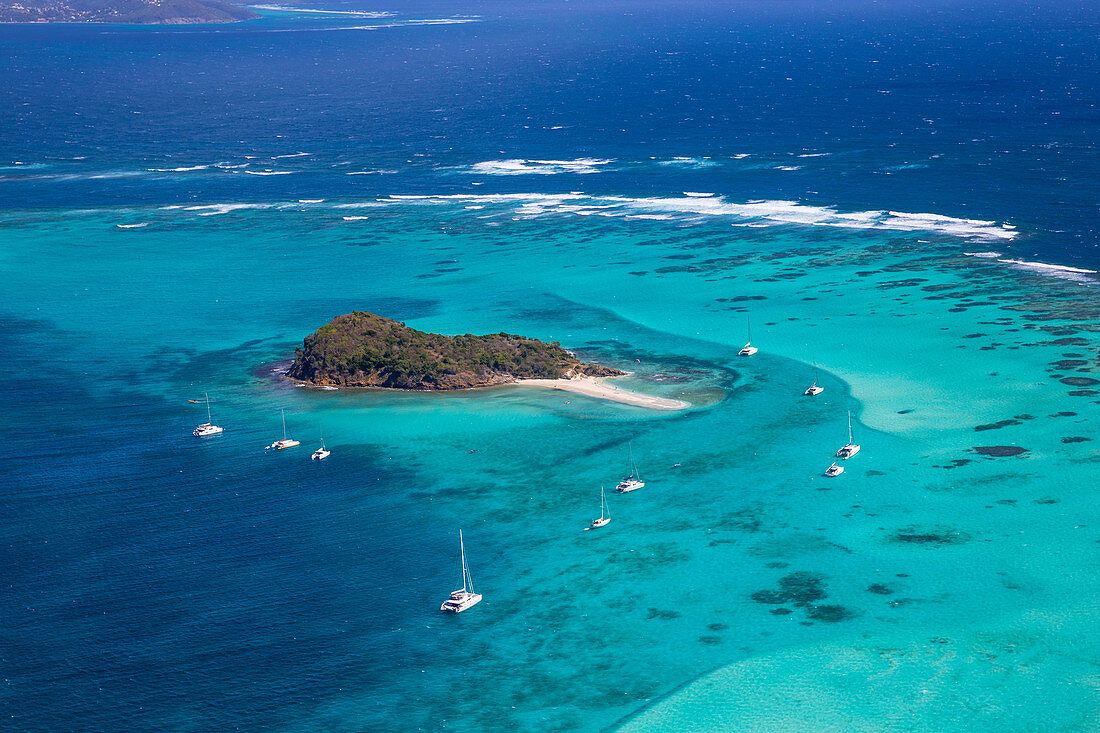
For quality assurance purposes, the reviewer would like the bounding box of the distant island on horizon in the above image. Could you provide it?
[286,311,624,391]
[0,0,257,24]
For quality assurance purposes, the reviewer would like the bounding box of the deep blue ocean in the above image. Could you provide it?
[2,1,1099,730]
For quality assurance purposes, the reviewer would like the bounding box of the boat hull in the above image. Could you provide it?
[267,439,300,450]
[311,449,330,460]
[616,480,644,493]
[836,444,861,459]
[193,423,224,437]
[441,591,482,613]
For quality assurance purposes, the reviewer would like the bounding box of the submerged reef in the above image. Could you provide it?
[972,446,1029,457]
[890,526,970,546]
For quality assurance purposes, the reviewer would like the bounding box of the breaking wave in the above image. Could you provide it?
[464,158,613,176]
[372,193,1019,242]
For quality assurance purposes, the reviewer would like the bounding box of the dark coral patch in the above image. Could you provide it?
[1068,390,1099,396]
[866,583,894,595]
[769,608,793,616]
[891,526,970,546]
[752,572,828,610]
[1061,436,1092,443]
[975,419,1021,431]
[1061,376,1100,387]
[751,590,788,605]
[807,605,856,622]
[647,608,681,620]
[973,446,1028,457]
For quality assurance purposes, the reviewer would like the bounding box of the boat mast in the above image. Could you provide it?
[847,410,853,444]
[205,392,213,423]
[747,315,752,344]
[281,408,288,440]
[602,487,610,520]
[459,530,476,594]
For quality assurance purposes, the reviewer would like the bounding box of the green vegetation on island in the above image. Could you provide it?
[286,311,623,390]
[0,0,258,24]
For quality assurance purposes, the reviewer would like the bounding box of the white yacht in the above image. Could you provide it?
[804,382,824,396]
[266,408,300,450]
[192,392,224,437]
[615,443,645,493]
[585,487,611,530]
[835,410,861,459]
[311,434,330,461]
[824,462,844,477]
[441,530,482,614]
[738,315,758,356]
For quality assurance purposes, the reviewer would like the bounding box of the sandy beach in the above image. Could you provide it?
[514,376,690,410]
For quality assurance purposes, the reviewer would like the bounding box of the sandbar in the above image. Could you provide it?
[514,376,689,410]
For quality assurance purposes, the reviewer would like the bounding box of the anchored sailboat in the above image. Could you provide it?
[616,443,645,493]
[738,315,758,356]
[585,486,611,530]
[824,462,844,477]
[804,363,824,395]
[311,432,330,460]
[266,408,300,450]
[192,392,224,437]
[835,410,861,459]
[440,530,482,613]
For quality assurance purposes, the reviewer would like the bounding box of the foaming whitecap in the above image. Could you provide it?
[997,259,1097,283]
[247,5,393,17]
[465,158,613,175]
[658,157,717,169]
[373,192,1017,242]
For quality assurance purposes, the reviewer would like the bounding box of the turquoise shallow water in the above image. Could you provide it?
[4,195,1099,730]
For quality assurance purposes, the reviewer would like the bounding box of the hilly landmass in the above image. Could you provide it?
[286,312,624,390]
[0,0,257,23]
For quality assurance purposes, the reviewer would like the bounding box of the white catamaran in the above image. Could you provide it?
[835,410,861,459]
[266,408,300,450]
[616,444,645,493]
[192,392,224,437]
[441,530,482,613]
[585,486,611,530]
[311,433,330,461]
[738,315,758,356]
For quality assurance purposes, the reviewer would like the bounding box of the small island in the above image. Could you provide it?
[286,312,689,410]
[0,0,258,24]
[287,311,623,390]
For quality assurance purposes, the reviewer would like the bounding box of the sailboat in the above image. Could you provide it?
[738,315,758,356]
[616,443,645,493]
[192,392,224,437]
[266,408,300,450]
[804,363,824,395]
[835,410,861,459]
[585,487,611,530]
[824,462,844,477]
[311,432,330,461]
[440,530,482,613]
